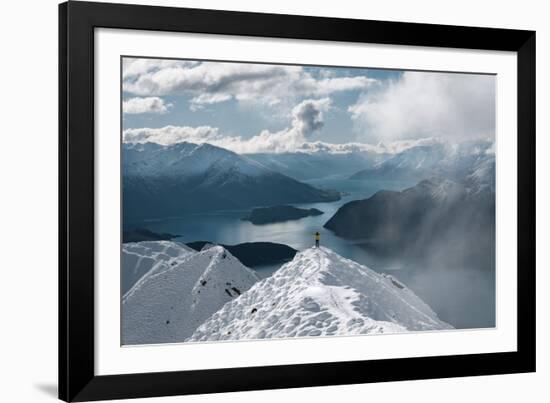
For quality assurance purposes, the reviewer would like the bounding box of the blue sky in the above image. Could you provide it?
[122,57,495,154]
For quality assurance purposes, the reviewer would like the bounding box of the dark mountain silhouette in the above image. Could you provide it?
[242,205,324,225]
[324,177,495,263]
[186,241,297,267]
[123,228,179,243]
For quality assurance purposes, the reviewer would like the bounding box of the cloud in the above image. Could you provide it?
[291,98,331,137]
[348,71,495,143]
[122,97,437,155]
[122,124,439,155]
[288,137,445,154]
[122,58,198,80]
[214,98,332,153]
[122,97,173,114]
[122,59,376,110]
[219,98,332,153]
[123,125,220,144]
[123,98,331,153]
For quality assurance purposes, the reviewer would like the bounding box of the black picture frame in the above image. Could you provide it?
[59,1,536,401]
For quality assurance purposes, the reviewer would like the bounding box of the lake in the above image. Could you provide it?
[126,176,496,330]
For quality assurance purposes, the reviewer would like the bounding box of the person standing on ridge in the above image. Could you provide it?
[314,231,320,248]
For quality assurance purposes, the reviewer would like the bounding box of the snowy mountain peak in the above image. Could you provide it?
[122,244,259,345]
[187,247,452,342]
[123,141,341,220]
[414,177,466,203]
[349,140,495,182]
[123,140,270,179]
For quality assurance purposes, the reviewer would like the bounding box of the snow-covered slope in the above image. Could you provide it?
[466,153,495,195]
[123,142,271,179]
[123,142,340,220]
[248,149,387,180]
[350,140,494,182]
[121,241,195,294]
[122,245,260,345]
[187,247,452,342]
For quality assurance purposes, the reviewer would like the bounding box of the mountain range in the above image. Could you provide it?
[248,150,387,180]
[123,142,341,220]
[349,140,494,182]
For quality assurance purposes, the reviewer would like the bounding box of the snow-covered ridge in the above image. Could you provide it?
[350,139,495,182]
[466,154,495,194]
[123,141,272,179]
[188,247,452,342]
[122,245,260,345]
[411,177,466,203]
[122,241,195,294]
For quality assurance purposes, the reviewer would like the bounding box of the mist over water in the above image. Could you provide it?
[126,176,496,329]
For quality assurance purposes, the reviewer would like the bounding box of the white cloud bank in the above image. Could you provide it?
[122,59,199,80]
[122,97,172,114]
[122,58,376,110]
[123,97,438,155]
[125,98,334,153]
[123,125,221,145]
[348,71,496,143]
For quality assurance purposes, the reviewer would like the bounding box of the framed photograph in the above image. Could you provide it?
[59,1,535,401]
